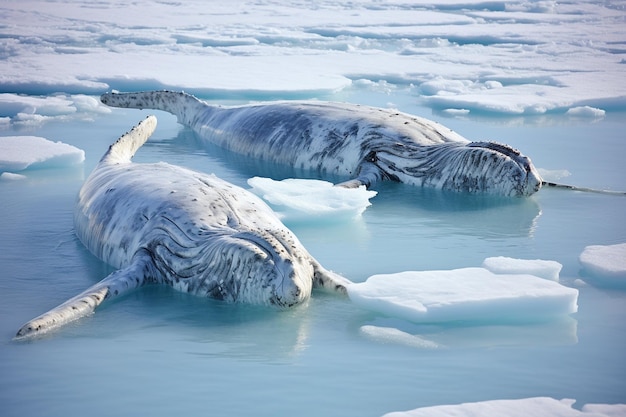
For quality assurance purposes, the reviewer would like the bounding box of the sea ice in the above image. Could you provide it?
[359,325,440,349]
[0,136,85,172]
[347,264,578,324]
[247,177,377,222]
[360,314,578,349]
[566,106,606,118]
[0,93,110,126]
[579,243,626,287]
[482,256,562,281]
[1,1,624,118]
[383,397,626,417]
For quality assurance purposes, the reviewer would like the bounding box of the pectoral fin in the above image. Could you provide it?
[15,258,151,340]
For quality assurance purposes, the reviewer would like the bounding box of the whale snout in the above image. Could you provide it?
[467,141,542,196]
[376,141,542,196]
[228,233,313,307]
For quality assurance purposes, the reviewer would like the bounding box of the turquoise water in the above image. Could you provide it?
[1,90,625,416]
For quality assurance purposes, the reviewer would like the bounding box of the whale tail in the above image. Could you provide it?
[100,115,157,164]
[14,253,153,340]
[100,90,208,128]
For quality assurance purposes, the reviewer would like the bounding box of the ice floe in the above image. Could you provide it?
[383,397,626,417]
[247,176,377,222]
[0,0,624,120]
[348,258,577,324]
[482,256,562,281]
[579,243,626,288]
[0,136,85,173]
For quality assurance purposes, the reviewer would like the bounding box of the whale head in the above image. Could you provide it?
[371,141,542,196]
[171,229,314,308]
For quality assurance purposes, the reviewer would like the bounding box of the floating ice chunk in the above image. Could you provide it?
[347,268,578,324]
[483,256,562,281]
[0,172,27,181]
[579,243,626,287]
[359,325,440,349]
[383,397,626,417]
[441,108,470,116]
[0,136,85,172]
[566,106,606,118]
[0,93,111,125]
[247,177,377,222]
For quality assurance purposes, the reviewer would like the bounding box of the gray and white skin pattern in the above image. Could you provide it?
[101,90,543,196]
[15,115,350,339]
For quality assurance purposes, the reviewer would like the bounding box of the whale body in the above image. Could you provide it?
[15,115,349,339]
[100,91,543,196]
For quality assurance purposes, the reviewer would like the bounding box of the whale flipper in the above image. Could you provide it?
[15,117,161,340]
[100,114,157,163]
[15,255,152,339]
[100,90,207,128]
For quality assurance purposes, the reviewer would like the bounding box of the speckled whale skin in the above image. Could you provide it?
[15,116,349,339]
[101,90,542,196]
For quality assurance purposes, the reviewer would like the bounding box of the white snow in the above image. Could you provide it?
[0,93,111,126]
[247,177,377,222]
[0,136,85,172]
[579,243,626,287]
[0,0,624,124]
[483,256,562,281]
[347,260,578,324]
[383,397,626,417]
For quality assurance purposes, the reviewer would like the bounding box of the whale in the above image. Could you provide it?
[15,115,350,339]
[100,90,543,197]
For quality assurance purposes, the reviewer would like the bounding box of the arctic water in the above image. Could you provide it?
[1,94,625,416]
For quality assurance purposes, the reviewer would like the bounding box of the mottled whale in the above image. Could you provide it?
[16,116,350,339]
[100,90,543,196]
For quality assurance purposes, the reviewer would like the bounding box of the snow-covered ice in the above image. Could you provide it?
[1,0,624,124]
[247,176,377,222]
[348,260,578,324]
[383,397,626,417]
[483,256,562,281]
[579,243,626,287]
[0,135,84,173]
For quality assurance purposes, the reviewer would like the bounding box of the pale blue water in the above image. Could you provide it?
[1,89,625,416]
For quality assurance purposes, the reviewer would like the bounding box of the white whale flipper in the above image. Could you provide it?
[15,254,153,338]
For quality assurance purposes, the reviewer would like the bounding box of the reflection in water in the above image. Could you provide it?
[127,286,314,363]
[366,182,542,239]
